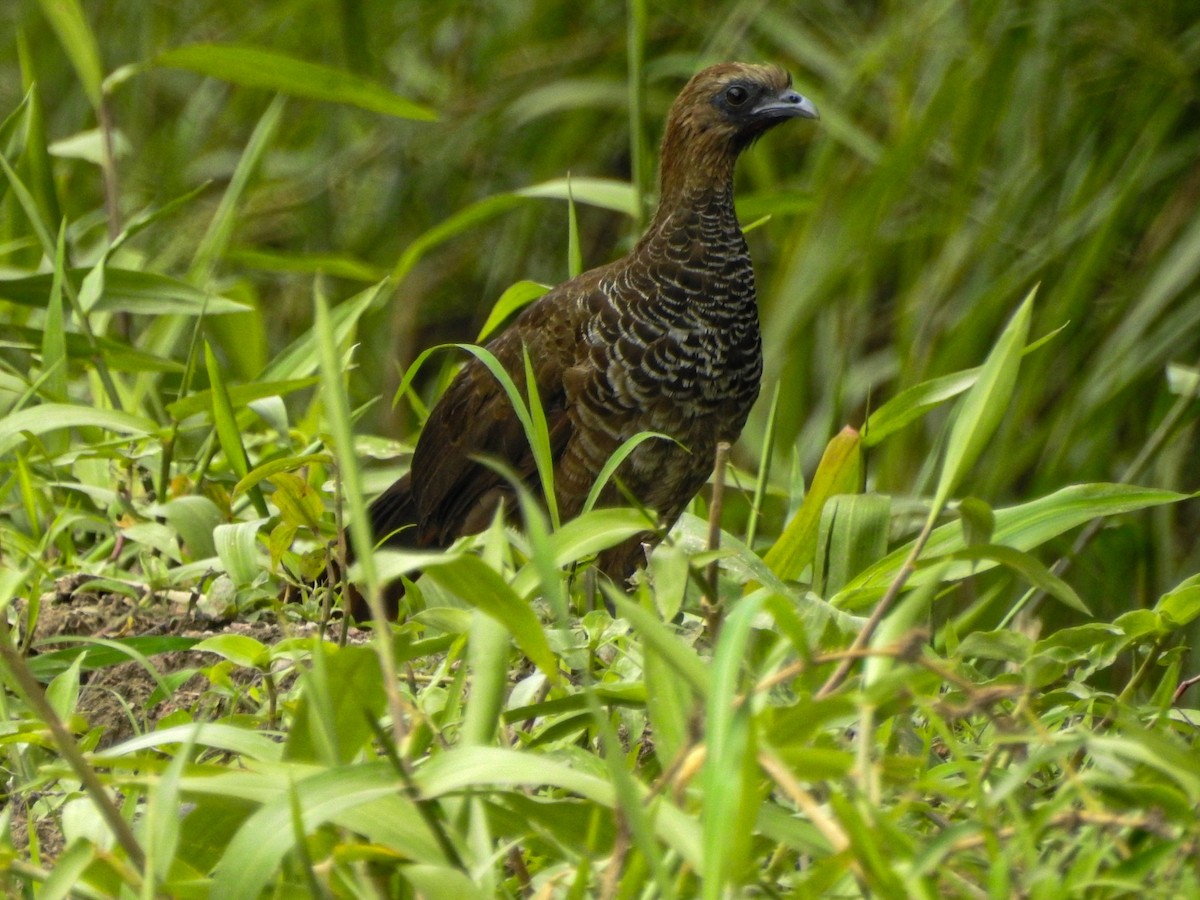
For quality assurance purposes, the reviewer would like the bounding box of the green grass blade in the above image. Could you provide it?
[35,0,103,110]
[475,280,550,342]
[204,341,268,516]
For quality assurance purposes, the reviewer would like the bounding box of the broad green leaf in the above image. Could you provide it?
[935,544,1090,615]
[582,430,676,515]
[36,839,95,900]
[226,247,385,282]
[416,747,702,867]
[214,520,265,585]
[761,426,862,582]
[1166,362,1198,397]
[286,644,386,764]
[105,722,283,762]
[261,279,385,381]
[403,866,487,900]
[2,325,183,372]
[932,287,1035,510]
[267,471,323,530]
[230,452,330,498]
[509,507,650,598]
[392,194,526,283]
[566,175,582,278]
[813,493,890,596]
[1155,575,1200,628]
[142,726,197,884]
[517,177,639,217]
[156,495,223,559]
[507,78,627,125]
[841,483,1186,595]
[863,324,1065,447]
[195,634,269,669]
[424,555,559,683]
[205,341,268,517]
[0,269,251,315]
[610,590,708,695]
[27,636,201,682]
[211,763,446,900]
[0,151,56,258]
[0,404,157,457]
[461,613,511,747]
[45,653,84,721]
[156,44,437,120]
[190,94,285,281]
[47,126,131,164]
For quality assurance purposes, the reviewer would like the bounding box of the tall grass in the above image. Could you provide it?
[0,0,1198,895]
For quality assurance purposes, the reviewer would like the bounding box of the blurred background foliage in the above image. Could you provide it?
[2,0,1198,615]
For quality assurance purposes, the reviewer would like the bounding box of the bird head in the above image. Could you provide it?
[676,62,818,148]
[658,62,818,205]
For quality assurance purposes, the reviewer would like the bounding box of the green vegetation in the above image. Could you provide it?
[2,0,1198,896]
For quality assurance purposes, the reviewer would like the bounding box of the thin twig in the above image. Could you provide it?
[816,513,938,698]
[758,749,850,855]
[1173,672,1200,705]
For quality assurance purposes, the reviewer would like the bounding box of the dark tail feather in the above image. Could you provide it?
[341,474,419,620]
[367,473,420,549]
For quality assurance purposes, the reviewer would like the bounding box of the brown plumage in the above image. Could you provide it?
[360,62,817,615]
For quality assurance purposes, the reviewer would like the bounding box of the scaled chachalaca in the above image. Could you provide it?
[355,62,817,617]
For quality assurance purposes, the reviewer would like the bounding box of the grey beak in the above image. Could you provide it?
[753,89,819,121]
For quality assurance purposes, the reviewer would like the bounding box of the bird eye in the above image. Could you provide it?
[724,85,749,106]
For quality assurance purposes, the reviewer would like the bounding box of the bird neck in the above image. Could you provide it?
[643,117,743,245]
[651,131,739,227]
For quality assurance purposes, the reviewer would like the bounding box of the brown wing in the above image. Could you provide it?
[402,270,609,546]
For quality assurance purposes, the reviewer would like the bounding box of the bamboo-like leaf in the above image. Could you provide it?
[213,520,265,586]
[35,0,103,110]
[415,747,702,867]
[0,404,157,457]
[424,555,559,683]
[261,279,384,381]
[863,324,1065,447]
[190,94,285,280]
[211,764,445,900]
[934,544,1090,615]
[932,287,1035,511]
[761,426,862,582]
[286,645,387,764]
[609,591,709,695]
[842,483,1187,594]
[814,493,891,597]
[516,177,639,217]
[157,495,222,559]
[460,613,511,748]
[0,269,250,316]
[156,44,437,120]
